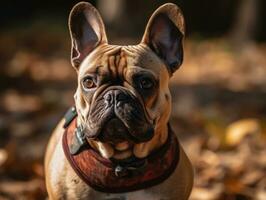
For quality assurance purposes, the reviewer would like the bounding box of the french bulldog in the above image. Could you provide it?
[45,2,193,200]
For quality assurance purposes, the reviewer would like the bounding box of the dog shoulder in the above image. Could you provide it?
[44,120,64,199]
[44,120,94,199]
[45,119,76,199]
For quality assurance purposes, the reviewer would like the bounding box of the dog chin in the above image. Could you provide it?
[112,141,133,160]
[88,139,153,160]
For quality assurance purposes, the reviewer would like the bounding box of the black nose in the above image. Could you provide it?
[103,90,129,106]
[116,91,128,101]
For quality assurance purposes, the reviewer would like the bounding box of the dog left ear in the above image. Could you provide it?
[69,2,108,69]
[141,3,185,75]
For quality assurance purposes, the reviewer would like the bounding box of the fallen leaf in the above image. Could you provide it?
[225,119,261,147]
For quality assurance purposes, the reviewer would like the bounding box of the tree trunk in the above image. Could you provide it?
[230,0,258,44]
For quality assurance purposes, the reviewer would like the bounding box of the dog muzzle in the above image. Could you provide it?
[82,87,154,144]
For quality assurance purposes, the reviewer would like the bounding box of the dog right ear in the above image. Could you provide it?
[69,2,108,69]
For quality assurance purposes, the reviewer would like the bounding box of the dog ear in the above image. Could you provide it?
[69,2,108,69]
[141,3,185,75]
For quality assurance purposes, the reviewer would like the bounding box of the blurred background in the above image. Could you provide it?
[0,0,266,199]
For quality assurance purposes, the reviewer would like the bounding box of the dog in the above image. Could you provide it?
[45,2,193,200]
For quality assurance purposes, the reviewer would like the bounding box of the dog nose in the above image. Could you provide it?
[115,91,128,102]
[114,90,129,107]
[104,90,129,106]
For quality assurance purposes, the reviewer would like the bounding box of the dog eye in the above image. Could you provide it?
[139,77,154,89]
[82,77,96,90]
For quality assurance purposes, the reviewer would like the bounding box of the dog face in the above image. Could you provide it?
[68,2,185,160]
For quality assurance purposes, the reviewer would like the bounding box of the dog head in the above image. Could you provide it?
[68,2,185,160]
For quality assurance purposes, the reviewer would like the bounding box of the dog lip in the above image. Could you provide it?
[96,117,154,144]
[129,126,154,143]
[112,149,133,160]
[114,141,132,151]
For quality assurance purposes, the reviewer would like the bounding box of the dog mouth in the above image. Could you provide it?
[88,117,153,160]
[99,118,131,143]
[98,117,153,144]
[96,118,137,160]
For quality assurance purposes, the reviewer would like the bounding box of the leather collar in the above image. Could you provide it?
[62,116,180,193]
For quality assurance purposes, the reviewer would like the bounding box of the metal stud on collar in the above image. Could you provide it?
[70,125,86,155]
[115,165,129,177]
[76,125,86,144]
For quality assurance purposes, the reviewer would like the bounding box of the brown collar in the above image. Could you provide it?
[62,117,180,193]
